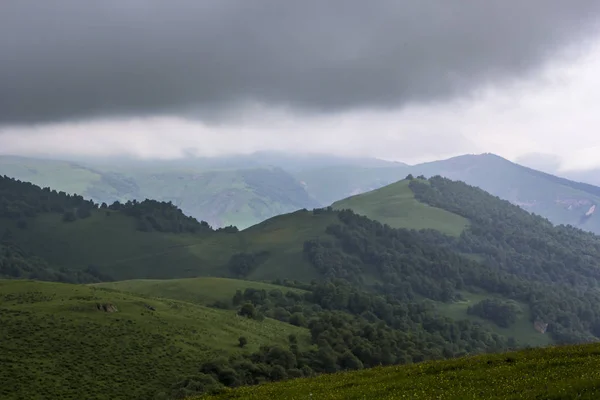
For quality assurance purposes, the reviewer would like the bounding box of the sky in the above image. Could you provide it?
[2,1,600,172]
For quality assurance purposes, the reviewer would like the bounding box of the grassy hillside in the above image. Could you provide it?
[0,173,336,282]
[5,208,337,282]
[198,343,600,399]
[332,179,469,236]
[7,174,600,398]
[93,277,306,306]
[0,279,309,400]
[295,153,600,236]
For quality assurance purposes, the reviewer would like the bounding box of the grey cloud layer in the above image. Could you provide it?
[2,0,600,124]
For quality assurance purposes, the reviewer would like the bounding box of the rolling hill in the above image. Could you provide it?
[197,342,600,400]
[1,174,471,284]
[6,173,600,398]
[0,279,309,400]
[410,153,600,234]
[7,151,600,235]
[331,179,469,236]
[298,153,600,235]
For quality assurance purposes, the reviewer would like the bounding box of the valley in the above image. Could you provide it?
[2,172,600,398]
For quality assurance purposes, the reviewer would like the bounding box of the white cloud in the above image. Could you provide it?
[2,36,600,169]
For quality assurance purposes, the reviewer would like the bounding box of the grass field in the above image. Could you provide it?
[93,277,306,306]
[0,280,309,400]
[332,179,469,236]
[434,292,553,348]
[198,343,600,399]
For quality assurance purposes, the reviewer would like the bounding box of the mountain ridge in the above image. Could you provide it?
[5,151,600,233]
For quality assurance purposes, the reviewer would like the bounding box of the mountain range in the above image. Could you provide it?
[2,152,600,233]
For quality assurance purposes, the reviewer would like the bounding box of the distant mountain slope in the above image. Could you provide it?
[411,153,600,233]
[0,155,140,202]
[293,153,600,235]
[296,164,409,205]
[0,155,319,229]
[6,151,600,233]
[331,179,469,236]
[131,166,319,229]
[0,279,308,400]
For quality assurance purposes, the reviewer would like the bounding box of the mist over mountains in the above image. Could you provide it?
[2,151,599,232]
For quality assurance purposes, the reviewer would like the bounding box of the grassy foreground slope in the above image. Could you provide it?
[332,179,469,236]
[94,277,306,306]
[0,280,309,400]
[199,343,600,400]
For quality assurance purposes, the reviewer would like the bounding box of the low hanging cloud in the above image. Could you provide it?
[2,0,600,125]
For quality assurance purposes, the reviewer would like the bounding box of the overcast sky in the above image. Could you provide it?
[2,1,600,172]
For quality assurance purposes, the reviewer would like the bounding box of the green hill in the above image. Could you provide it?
[332,179,469,236]
[296,153,600,236]
[8,151,600,234]
[0,279,309,400]
[411,153,600,234]
[0,174,333,283]
[8,174,600,398]
[93,277,306,307]
[198,342,600,400]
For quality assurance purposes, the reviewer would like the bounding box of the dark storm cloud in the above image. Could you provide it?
[2,0,600,125]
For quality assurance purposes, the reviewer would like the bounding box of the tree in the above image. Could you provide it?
[232,290,244,306]
[238,303,257,319]
[289,312,307,327]
[238,336,248,348]
[288,334,297,345]
[62,210,76,222]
